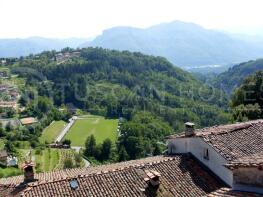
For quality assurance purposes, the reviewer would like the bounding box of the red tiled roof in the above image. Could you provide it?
[0,156,171,185]
[225,153,263,169]
[168,120,263,161]
[0,155,225,197]
[206,188,263,197]
[20,118,38,125]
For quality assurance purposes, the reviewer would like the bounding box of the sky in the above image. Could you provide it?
[1,0,263,38]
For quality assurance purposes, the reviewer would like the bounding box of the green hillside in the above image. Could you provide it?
[212,58,263,94]
[11,48,230,131]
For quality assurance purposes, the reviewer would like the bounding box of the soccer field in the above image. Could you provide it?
[63,115,118,147]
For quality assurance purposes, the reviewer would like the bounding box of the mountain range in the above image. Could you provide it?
[2,21,263,69]
[84,21,263,68]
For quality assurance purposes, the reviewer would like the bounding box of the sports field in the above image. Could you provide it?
[63,115,118,147]
[40,121,67,143]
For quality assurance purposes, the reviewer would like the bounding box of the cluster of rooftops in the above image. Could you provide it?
[0,120,263,196]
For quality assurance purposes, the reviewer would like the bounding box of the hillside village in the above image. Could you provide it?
[2,0,263,196]
[0,120,262,196]
[0,48,262,196]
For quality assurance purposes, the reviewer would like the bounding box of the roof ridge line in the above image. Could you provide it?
[19,157,176,187]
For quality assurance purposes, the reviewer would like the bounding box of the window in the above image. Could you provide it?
[203,148,209,160]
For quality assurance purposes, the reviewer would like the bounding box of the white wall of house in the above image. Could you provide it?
[168,137,233,186]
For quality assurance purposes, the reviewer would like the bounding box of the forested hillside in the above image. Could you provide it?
[11,48,230,132]
[212,58,263,94]
[231,71,263,121]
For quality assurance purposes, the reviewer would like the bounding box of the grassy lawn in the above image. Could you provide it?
[0,139,5,149]
[0,146,84,177]
[0,166,22,178]
[34,148,59,173]
[64,115,118,147]
[40,121,67,143]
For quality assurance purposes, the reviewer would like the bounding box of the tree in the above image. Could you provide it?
[101,138,112,160]
[0,127,5,137]
[37,97,52,113]
[232,104,261,121]
[94,144,102,161]
[125,136,145,159]
[118,145,129,161]
[84,135,96,157]
[5,122,13,132]
[5,141,15,153]
[6,108,15,118]
[231,71,263,121]
[62,139,71,147]
[153,143,162,156]
[19,95,28,106]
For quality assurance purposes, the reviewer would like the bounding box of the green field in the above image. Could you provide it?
[0,166,22,178]
[40,121,66,143]
[0,139,5,149]
[34,148,59,172]
[17,148,82,174]
[64,115,118,146]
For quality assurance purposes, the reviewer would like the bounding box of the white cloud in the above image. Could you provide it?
[0,0,263,38]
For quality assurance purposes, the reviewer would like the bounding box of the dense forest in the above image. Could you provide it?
[212,58,263,94]
[11,48,230,130]
[231,71,263,121]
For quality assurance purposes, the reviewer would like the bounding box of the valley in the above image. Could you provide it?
[1,1,263,195]
[0,46,262,179]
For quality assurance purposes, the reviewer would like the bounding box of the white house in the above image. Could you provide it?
[166,120,263,194]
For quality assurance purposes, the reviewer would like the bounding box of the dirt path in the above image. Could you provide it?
[55,116,77,142]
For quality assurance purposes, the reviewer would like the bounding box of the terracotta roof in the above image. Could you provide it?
[19,118,38,125]
[206,188,263,197]
[0,155,225,197]
[0,156,171,185]
[225,153,263,169]
[0,150,7,158]
[168,120,263,161]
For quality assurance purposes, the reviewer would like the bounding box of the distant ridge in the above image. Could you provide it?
[82,21,263,68]
[2,21,263,69]
[0,37,87,58]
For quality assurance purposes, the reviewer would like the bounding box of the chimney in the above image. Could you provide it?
[23,149,35,183]
[144,170,161,188]
[23,161,34,183]
[185,122,195,137]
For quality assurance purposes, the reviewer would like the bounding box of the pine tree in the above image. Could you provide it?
[84,135,96,157]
